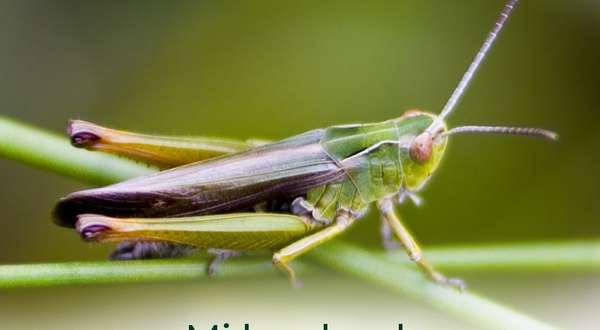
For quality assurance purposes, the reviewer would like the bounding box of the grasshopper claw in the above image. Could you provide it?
[447,277,467,291]
[437,276,466,291]
[207,260,220,278]
[382,237,402,251]
[429,271,466,291]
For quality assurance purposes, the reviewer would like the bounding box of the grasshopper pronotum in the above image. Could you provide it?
[55,0,556,289]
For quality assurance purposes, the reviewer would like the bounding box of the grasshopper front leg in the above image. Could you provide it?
[380,215,402,250]
[377,197,465,290]
[273,210,355,288]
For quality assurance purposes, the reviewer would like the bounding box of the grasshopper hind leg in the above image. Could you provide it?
[109,241,196,260]
[67,119,256,168]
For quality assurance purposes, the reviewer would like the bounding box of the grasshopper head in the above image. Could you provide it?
[397,109,558,193]
[397,110,448,192]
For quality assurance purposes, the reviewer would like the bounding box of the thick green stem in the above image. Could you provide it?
[310,242,557,330]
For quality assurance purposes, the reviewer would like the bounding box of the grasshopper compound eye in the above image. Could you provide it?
[409,132,433,163]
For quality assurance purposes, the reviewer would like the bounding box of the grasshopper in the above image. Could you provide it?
[54,0,556,289]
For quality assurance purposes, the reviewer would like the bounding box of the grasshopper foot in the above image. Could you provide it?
[430,272,466,291]
[379,210,403,251]
[382,235,402,251]
[207,249,242,277]
[272,254,303,289]
[447,278,467,291]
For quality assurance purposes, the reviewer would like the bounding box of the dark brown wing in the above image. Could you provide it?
[54,129,345,227]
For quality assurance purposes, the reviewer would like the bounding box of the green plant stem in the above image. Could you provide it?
[0,259,311,288]
[391,240,600,272]
[0,240,598,289]
[0,116,156,185]
[310,242,556,330]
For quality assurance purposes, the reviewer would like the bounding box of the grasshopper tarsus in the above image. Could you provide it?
[380,216,403,251]
[207,249,243,277]
[382,237,402,252]
[428,270,467,292]
[272,258,302,289]
[448,278,467,292]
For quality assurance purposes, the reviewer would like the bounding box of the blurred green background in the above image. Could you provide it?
[1,0,599,329]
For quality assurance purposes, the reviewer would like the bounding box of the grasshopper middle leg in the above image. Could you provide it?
[377,197,465,290]
[272,210,355,288]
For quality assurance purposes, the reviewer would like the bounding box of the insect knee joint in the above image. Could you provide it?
[292,197,333,226]
[377,198,394,213]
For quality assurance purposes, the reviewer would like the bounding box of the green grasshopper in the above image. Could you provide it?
[54,0,556,289]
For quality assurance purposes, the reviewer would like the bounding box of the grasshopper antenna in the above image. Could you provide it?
[443,125,558,141]
[429,0,519,132]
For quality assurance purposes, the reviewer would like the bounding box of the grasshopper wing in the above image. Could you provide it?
[55,129,346,227]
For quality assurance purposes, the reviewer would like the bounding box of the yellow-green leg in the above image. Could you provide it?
[272,210,355,288]
[380,214,402,250]
[68,119,259,168]
[377,198,465,290]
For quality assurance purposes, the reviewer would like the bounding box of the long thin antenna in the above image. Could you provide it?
[435,0,519,126]
[444,125,558,141]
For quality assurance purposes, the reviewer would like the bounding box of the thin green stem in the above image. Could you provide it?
[387,240,600,272]
[0,259,312,289]
[0,240,598,289]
